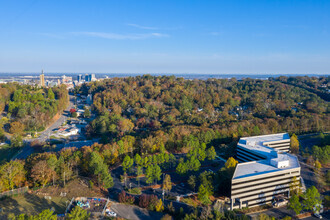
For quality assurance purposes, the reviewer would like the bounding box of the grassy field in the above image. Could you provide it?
[0,193,69,218]
[0,145,21,164]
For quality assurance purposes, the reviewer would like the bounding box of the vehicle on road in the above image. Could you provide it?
[313,213,322,219]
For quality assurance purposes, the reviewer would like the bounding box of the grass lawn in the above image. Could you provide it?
[0,145,21,164]
[0,193,69,218]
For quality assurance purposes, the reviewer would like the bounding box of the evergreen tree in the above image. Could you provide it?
[288,194,302,215]
[198,184,211,205]
[67,206,90,220]
[206,146,217,160]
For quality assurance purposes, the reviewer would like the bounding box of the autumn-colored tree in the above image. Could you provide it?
[155,199,164,212]
[9,121,25,134]
[290,134,299,154]
[225,157,238,169]
[31,160,55,188]
[162,174,172,194]
[0,160,26,191]
[117,118,134,135]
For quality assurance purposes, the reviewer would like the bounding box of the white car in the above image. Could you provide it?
[107,211,117,217]
[313,213,322,219]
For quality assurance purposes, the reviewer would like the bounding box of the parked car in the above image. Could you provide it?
[106,211,117,217]
[272,199,288,207]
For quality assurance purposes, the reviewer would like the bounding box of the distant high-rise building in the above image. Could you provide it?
[77,74,83,82]
[85,74,90,82]
[40,70,45,87]
[91,74,96,81]
[84,74,95,82]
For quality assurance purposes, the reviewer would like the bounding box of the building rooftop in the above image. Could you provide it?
[233,133,300,180]
[238,133,290,158]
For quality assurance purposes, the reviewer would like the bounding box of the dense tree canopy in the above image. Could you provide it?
[75,75,328,155]
[0,83,69,132]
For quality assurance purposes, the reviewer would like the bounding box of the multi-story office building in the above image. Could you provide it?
[230,133,300,210]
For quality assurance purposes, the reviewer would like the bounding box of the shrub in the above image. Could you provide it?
[118,190,135,204]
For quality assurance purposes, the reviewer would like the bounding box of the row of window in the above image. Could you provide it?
[232,176,299,195]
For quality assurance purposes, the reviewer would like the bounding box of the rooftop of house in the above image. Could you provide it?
[233,133,300,180]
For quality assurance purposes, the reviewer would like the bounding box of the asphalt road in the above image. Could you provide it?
[13,95,75,160]
[36,95,75,142]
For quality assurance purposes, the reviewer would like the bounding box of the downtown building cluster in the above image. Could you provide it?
[230,133,301,210]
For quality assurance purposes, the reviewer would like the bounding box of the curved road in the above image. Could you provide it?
[13,95,75,159]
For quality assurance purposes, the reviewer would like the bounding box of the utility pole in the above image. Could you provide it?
[162,173,165,202]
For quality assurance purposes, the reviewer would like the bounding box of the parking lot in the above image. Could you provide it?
[110,203,165,220]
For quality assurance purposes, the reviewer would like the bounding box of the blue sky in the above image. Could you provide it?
[0,0,329,74]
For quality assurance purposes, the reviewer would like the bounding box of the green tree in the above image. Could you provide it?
[83,108,91,118]
[71,111,78,118]
[198,184,211,205]
[303,186,322,212]
[288,194,302,215]
[290,134,299,154]
[122,155,133,173]
[136,166,143,187]
[134,154,142,166]
[176,162,187,175]
[153,164,162,185]
[188,175,196,192]
[36,209,57,219]
[88,152,113,188]
[145,165,153,185]
[48,88,55,100]
[11,134,23,148]
[206,146,217,160]
[67,206,90,220]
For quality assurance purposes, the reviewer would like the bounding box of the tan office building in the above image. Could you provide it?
[230,133,300,210]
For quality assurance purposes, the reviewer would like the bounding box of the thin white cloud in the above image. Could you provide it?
[70,31,169,40]
[38,33,66,39]
[126,23,159,30]
[208,32,222,36]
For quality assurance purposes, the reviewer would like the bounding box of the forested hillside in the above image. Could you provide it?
[0,83,69,132]
[75,75,329,154]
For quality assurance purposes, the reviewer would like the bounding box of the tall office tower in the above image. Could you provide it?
[77,74,82,82]
[85,74,89,82]
[40,70,45,87]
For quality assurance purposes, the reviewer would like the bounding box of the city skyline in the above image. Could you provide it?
[0,1,330,74]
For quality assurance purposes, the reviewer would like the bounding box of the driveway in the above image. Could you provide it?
[110,203,164,220]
